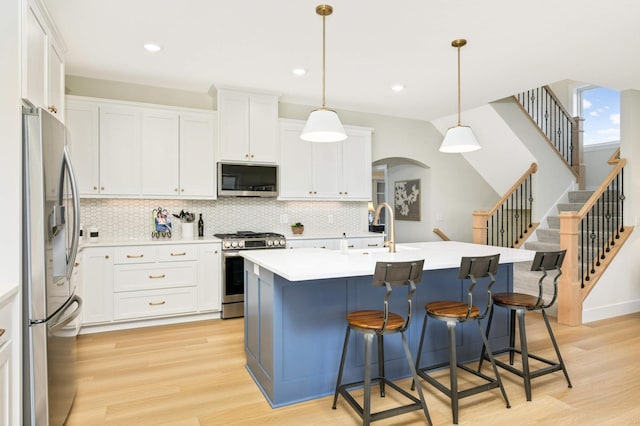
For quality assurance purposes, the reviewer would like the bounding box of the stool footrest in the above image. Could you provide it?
[417,364,501,400]
[336,377,425,422]
[485,348,564,379]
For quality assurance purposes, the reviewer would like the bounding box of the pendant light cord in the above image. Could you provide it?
[456,44,461,126]
[321,13,326,109]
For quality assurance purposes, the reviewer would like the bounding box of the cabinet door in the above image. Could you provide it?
[311,142,341,198]
[218,90,250,161]
[248,94,278,163]
[278,121,313,199]
[0,340,10,426]
[66,100,100,195]
[99,106,141,195]
[198,244,221,311]
[80,248,113,325]
[141,110,179,196]
[180,113,216,197]
[23,1,47,109]
[341,129,372,200]
[47,41,65,120]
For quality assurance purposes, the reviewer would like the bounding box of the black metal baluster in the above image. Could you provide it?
[596,196,601,266]
[620,168,625,234]
[605,182,611,253]
[581,218,585,288]
[590,206,596,274]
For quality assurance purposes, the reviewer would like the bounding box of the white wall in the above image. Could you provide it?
[583,142,618,190]
[0,0,21,286]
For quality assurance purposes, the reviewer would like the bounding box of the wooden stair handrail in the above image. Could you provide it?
[577,158,626,219]
[484,162,537,217]
[607,147,621,165]
[432,228,450,241]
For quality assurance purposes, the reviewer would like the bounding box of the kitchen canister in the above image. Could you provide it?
[182,222,195,239]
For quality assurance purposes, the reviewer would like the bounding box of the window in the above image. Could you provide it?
[577,86,620,146]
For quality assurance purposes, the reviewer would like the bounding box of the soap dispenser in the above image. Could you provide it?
[340,233,348,254]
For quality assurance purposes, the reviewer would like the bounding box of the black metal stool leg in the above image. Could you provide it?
[477,319,511,409]
[516,308,532,401]
[401,331,433,426]
[478,304,495,372]
[332,327,351,409]
[363,333,374,426]
[509,309,516,365]
[541,309,572,388]
[377,334,385,397]
[412,312,429,391]
[447,320,459,425]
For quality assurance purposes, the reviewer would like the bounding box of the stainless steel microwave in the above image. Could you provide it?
[217,163,278,197]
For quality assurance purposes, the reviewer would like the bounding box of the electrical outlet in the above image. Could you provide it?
[328,214,334,224]
[280,214,289,224]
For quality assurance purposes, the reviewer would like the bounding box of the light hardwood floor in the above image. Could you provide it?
[66,312,640,425]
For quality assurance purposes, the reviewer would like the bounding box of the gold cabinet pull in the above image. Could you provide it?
[47,105,58,114]
[367,243,379,247]
[149,274,166,279]
[105,255,110,259]
[127,254,144,258]
[148,301,166,306]
[348,245,355,248]
[0,329,5,337]
[170,252,186,257]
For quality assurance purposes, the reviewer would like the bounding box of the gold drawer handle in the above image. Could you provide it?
[0,329,5,337]
[148,301,166,306]
[127,254,144,259]
[348,245,355,248]
[367,243,379,247]
[170,252,186,257]
[149,274,166,279]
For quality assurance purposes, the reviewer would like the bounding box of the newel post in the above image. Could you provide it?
[558,211,582,326]
[472,211,489,244]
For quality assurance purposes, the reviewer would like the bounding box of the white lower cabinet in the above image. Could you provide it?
[0,291,18,426]
[80,242,221,330]
[0,339,11,426]
[80,247,114,325]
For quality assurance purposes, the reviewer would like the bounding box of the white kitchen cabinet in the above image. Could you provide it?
[66,99,100,194]
[197,244,221,312]
[141,110,180,196]
[65,96,216,198]
[0,291,19,426]
[218,89,279,163]
[80,247,114,325]
[22,0,65,120]
[279,119,373,201]
[99,105,142,196]
[179,113,216,197]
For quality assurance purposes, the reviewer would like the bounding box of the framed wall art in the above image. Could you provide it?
[394,179,420,221]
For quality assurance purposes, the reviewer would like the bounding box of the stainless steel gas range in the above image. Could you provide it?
[214,231,286,319]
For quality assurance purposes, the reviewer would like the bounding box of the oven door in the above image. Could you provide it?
[221,251,245,304]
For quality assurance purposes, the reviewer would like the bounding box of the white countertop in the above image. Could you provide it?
[0,282,19,308]
[240,241,536,282]
[79,237,222,250]
[286,232,383,241]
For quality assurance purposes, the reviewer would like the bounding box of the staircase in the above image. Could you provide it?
[513,190,596,317]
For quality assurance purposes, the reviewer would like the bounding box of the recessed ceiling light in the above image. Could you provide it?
[143,43,162,52]
[391,84,405,92]
[292,68,307,76]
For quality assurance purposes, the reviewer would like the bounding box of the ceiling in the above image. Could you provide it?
[45,0,640,122]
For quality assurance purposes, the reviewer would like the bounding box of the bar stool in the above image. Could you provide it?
[332,260,432,425]
[413,254,510,425]
[478,250,572,401]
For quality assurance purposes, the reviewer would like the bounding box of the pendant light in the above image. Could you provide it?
[300,4,347,143]
[439,39,481,153]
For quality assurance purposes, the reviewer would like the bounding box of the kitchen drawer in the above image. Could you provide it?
[0,302,11,348]
[113,287,198,320]
[114,262,197,292]
[157,244,197,262]
[113,246,157,264]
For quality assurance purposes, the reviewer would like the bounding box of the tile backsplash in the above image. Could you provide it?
[80,198,369,241]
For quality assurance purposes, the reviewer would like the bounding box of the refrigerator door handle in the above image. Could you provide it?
[49,294,82,334]
[60,143,81,282]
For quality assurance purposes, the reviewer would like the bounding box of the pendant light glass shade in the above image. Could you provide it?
[301,108,347,142]
[439,39,480,153]
[301,4,346,143]
[440,125,480,153]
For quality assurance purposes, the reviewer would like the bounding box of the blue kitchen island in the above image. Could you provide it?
[240,241,534,408]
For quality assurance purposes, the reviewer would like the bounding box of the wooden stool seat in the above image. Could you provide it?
[479,250,572,402]
[347,310,404,330]
[332,260,432,425]
[425,301,480,319]
[492,292,543,309]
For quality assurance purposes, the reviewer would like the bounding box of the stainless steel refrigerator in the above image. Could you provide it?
[22,107,82,426]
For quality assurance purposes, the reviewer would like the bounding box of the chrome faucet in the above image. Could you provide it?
[373,202,395,253]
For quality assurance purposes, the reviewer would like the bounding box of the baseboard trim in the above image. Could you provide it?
[582,299,640,324]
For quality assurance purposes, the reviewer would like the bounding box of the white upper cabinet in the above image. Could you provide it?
[23,0,66,120]
[279,119,373,201]
[217,89,279,164]
[65,96,216,198]
[141,110,180,196]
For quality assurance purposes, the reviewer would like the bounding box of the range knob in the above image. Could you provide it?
[280,239,286,246]
[223,241,231,249]
[238,241,245,248]
[267,240,274,246]
[231,241,238,248]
